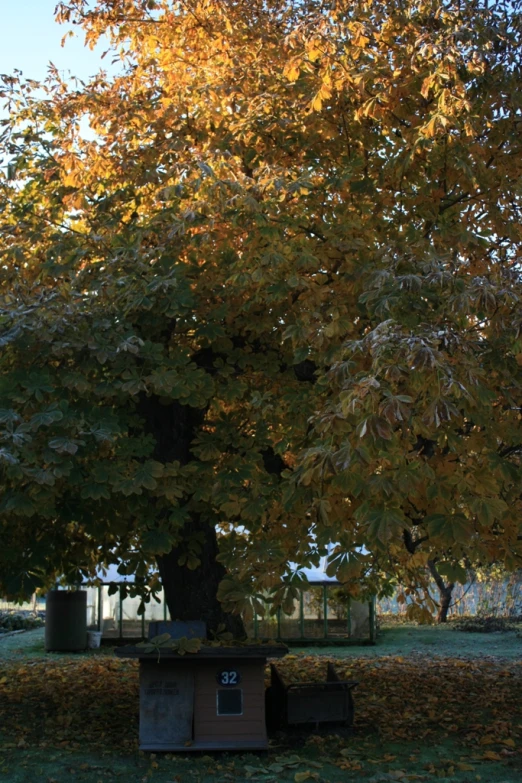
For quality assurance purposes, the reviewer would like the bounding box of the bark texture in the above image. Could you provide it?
[157,519,245,638]
[428,559,455,624]
[137,393,246,638]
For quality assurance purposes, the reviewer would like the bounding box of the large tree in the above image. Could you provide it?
[0,0,521,632]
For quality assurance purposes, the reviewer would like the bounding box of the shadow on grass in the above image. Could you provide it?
[1,626,522,782]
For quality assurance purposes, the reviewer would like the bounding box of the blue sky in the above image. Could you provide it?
[1,1,109,81]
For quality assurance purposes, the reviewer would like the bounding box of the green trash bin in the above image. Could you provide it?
[45,590,87,652]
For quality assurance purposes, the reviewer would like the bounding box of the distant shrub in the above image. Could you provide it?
[452,615,516,633]
[377,613,418,627]
[0,611,44,633]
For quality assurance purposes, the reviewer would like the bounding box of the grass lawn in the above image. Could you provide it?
[0,622,521,782]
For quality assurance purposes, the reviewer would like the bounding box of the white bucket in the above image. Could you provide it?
[87,631,102,649]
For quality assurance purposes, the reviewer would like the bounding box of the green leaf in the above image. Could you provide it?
[29,409,64,430]
[0,448,18,465]
[177,636,201,655]
[327,552,366,581]
[364,506,405,546]
[349,178,375,194]
[436,561,468,584]
[114,478,142,496]
[24,467,55,486]
[4,570,44,599]
[81,483,111,501]
[134,460,164,490]
[0,409,21,425]
[149,633,174,646]
[193,443,221,461]
[21,373,54,400]
[169,506,190,526]
[426,514,473,545]
[470,497,508,527]
[2,494,35,516]
[220,500,242,517]
[141,530,172,554]
[48,437,82,455]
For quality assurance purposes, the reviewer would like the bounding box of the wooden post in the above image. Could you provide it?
[276,607,281,639]
[369,598,376,643]
[347,596,352,638]
[118,585,123,640]
[97,586,102,632]
[323,585,328,639]
[299,591,304,639]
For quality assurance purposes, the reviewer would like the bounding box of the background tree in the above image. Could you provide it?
[0,0,521,632]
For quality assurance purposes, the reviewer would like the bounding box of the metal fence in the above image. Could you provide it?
[85,583,376,644]
[0,597,44,612]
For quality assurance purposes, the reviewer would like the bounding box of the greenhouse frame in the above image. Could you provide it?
[84,561,377,646]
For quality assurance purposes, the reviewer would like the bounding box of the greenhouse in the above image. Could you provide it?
[84,559,376,646]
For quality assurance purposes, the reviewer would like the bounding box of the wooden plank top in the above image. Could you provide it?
[115,644,288,660]
[139,739,268,751]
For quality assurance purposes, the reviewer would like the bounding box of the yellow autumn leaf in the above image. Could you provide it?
[294,773,316,783]
[354,33,370,48]
[63,173,80,188]
[421,76,433,99]
[284,62,300,82]
[307,48,321,62]
[482,751,502,761]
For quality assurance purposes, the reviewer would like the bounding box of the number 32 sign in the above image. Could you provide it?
[217,669,241,686]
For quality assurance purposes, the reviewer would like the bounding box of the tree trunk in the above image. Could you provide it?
[428,559,455,624]
[436,585,454,623]
[156,518,245,639]
[137,393,245,639]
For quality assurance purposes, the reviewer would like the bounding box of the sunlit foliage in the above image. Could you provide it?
[0,1,521,623]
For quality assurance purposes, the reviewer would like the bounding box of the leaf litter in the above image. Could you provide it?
[0,653,521,781]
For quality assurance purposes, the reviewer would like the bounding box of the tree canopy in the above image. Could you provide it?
[0,0,521,627]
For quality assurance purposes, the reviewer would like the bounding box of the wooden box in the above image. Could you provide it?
[267,662,358,729]
[117,645,287,751]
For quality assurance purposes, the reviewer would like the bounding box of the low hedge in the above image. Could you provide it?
[0,610,45,633]
[452,615,516,633]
